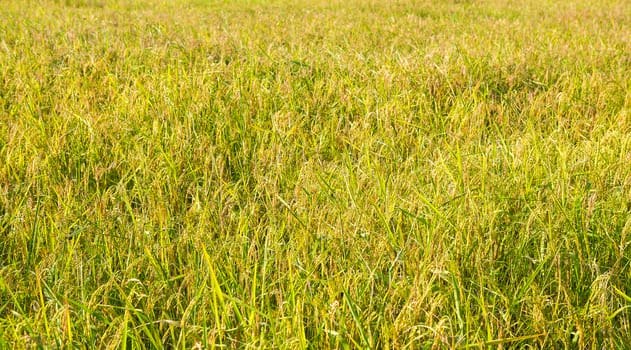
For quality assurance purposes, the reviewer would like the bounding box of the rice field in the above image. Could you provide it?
[1,0,631,347]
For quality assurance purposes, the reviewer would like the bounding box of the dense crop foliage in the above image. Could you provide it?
[1,0,631,347]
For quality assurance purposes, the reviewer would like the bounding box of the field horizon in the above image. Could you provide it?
[1,0,631,348]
